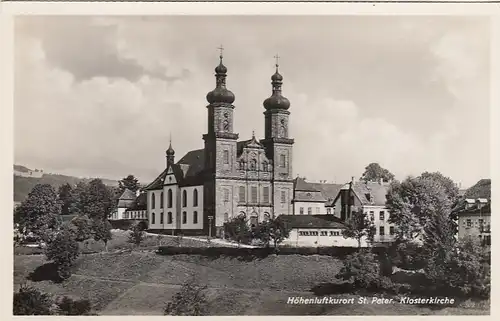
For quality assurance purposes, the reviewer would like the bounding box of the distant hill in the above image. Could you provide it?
[464,179,491,199]
[13,165,119,202]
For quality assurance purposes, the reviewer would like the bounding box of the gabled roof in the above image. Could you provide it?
[278,215,346,229]
[119,188,136,200]
[293,178,343,204]
[310,183,343,204]
[145,148,205,190]
[126,192,147,211]
[352,181,389,206]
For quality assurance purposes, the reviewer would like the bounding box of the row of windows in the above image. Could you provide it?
[298,231,342,237]
[123,211,147,219]
[224,186,287,204]
[367,210,386,221]
[464,218,490,231]
[151,211,199,225]
[378,226,395,236]
[151,189,199,209]
[223,150,287,169]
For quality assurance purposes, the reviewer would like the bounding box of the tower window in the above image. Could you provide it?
[223,150,229,164]
[224,189,230,202]
[251,186,258,203]
[250,159,257,170]
[281,190,286,203]
[280,154,286,167]
[263,187,270,203]
[239,186,246,203]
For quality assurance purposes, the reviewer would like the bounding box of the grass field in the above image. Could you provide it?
[13,251,489,315]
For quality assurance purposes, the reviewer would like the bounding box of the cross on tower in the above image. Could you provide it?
[274,54,280,67]
[218,45,224,59]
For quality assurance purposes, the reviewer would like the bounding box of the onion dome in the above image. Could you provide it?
[206,53,235,104]
[263,59,290,110]
[166,136,175,156]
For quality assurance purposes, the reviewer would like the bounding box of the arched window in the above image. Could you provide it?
[160,212,164,224]
[167,189,173,208]
[182,211,187,224]
[182,190,187,207]
[160,192,164,208]
[152,213,156,224]
[151,193,155,209]
[193,211,198,224]
[167,212,173,224]
[193,189,198,207]
[223,120,229,132]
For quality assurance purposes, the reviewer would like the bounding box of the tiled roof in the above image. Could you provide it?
[310,183,343,204]
[293,178,343,205]
[352,181,389,206]
[278,215,346,229]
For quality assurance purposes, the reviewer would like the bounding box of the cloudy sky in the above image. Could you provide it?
[14,16,490,188]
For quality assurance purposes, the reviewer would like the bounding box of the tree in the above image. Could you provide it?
[360,163,395,183]
[164,276,209,316]
[223,215,252,247]
[92,219,112,251]
[127,223,145,247]
[15,184,61,243]
[464,178,491,199]
[55,296,92,315]
[254,217,291,250]
[386,175,453,242]
[336,250,388,290]
[57,183,73,216]
[118,175,140,194]
[342,209,375,247]
[45,228,80,280]
[13,285,53,315]
[68,215,93,242]
[71,180,116,221]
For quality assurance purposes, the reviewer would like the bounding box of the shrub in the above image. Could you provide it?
[45,228,80,280]
[390,241,427,270]
[68,215,93,242]
[164,276,209,316]
[127,223,145,246]
[13,285,53,315]
[336,250,381,290]
[55,296,92,315]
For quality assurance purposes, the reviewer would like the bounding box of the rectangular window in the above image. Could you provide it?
[224,189,230,202]
[316,207,320,214]
[379,226,385,235]
[281,190,286,203]
[327,208,332,214]
[369,211,374,221]
[379,211,385,221]
[167,212,172,224]
[239,186,245,203]
[263,187,270,203]
[251,186,258,203]
[466,219,472,227]
[308,207,312,215]
[280,154,286,167]
[152,213,155,224]
[389,226,395,235]
[193,211,198,224]
[182,211,187,224]
[160,213,164,224]
[300,207,304,214]
[321,231,327,236]
[223,150,229,164]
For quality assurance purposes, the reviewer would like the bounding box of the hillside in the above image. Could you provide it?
[14,167,118,202]
[464,179,491,199]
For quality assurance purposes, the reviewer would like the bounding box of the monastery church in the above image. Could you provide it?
[142,52,294,237]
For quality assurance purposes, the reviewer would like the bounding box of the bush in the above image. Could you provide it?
[390,241,427,270]
[45,229,80,280]
[164,276,209,316]
[13,285,53,315]
[127,223,145,246]
[55,296,92,315]
[336,250,394,292]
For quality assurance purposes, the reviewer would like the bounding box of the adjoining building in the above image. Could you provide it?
[455,198,491,245]
[111,188,147,222]
[292,177,342,216]
[332,178,395,244]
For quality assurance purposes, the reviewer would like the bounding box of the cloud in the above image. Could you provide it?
[14,16,490,188]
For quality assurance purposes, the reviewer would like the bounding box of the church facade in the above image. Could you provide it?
[144,53,294,237]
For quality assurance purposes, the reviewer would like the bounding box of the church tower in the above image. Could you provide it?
[203,47,239,236]
[261,56,294,217]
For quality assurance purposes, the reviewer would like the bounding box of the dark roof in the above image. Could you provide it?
[310,182,343,204]
[352,181,389,206]
[293,178,343,204]
[145,148,205,190]
[127,192,147,211]
[278,215,346,229]
[294,177,319,192]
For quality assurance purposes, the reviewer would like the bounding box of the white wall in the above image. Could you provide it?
[282,228,369,247]
[178,185,204,230]
[293,202,327,215]
[363,205,395,243]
